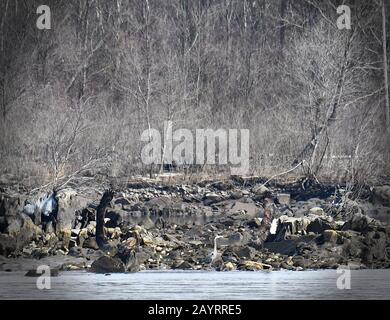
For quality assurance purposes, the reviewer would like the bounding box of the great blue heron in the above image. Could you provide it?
[206,235,224,269]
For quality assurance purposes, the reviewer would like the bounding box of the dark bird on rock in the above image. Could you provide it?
[255,190,278,248]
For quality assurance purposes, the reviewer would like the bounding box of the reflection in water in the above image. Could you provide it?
[0,269,390,300]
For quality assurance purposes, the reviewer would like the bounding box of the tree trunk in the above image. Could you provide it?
[96,189,114,248]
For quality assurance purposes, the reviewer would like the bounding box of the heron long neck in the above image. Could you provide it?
[213,237,218,255]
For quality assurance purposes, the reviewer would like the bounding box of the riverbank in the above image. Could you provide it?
[1,176,390,273]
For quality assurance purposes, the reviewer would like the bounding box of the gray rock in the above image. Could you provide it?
[82,237,99,250]
[277,193,291,205]
[233,246,256,259]
[25,268,59,277]
[90,255,126,273]
[56,189,90,231]
[307,218,336,234]
[252,185,269,196]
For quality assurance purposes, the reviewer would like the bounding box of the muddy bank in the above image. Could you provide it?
[1,177,390,273]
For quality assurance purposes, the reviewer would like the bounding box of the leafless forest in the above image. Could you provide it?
[0,0,389,188]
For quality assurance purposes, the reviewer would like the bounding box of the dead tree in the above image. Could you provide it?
[95,189,114,251]
[95,189,138,271]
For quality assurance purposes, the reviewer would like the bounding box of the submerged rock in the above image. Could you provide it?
[25,268,59,277]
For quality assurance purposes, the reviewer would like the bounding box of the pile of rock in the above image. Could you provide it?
[0,180,389,272]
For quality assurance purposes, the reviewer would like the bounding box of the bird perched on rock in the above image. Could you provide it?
[255,190,278,248]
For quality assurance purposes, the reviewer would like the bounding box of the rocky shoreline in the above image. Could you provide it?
[1,177,390,274]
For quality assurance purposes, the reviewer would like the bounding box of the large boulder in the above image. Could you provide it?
[0,194,23,233]
[232,246,257,259]
[90,255,126,273]
[360,231,388,263]
[307,218,336,234]
[56,189,90,231]
[0,214,42,256]
[273,216,311,240]
[0,195,42,255]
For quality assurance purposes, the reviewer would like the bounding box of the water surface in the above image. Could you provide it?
[1,269,389,300]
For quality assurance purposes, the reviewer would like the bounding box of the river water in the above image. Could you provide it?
[0,269,389,300]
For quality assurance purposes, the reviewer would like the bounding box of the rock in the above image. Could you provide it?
[228,232,244,245]
[233,246,256,259]
[60,263,86,271]
[322,230,339,244]
[277,194,291,206]
[139,216,155,230]
[223,262,236,271]
[229,201,259,218]
[203,193,224,205]
[105,227,122,239]
[239,261,272,271]
[188,240,203,247]
[90,255,126,273]
[347,261,365,270]
[274,216,311,239]
[230,190,244,200]
[0,214,42,255]
[307,218,336,234]
[0,234,16,256]
[25,268,59,277]
[68,246,84,257]
[173,261,194,270]
[122,237,138,249]
[31,247,50,259]
[56,189,90,231]
[141,234,155,246]
[342,213,376,233]
[247,217,262,228]
[82,237,99,250]
[292,256,312,269]
[211,181,234,191]
[5,216,23,236]
[280,261,294,270]
[360,231,388,263]
[265,234,317,256]
[309,207,325,216]
[252,185,269,196]
[69,239,77,248]
[78,228,88,247]
[58,228,72,249]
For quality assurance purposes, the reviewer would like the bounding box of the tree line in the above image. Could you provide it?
[0,0,389,188]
